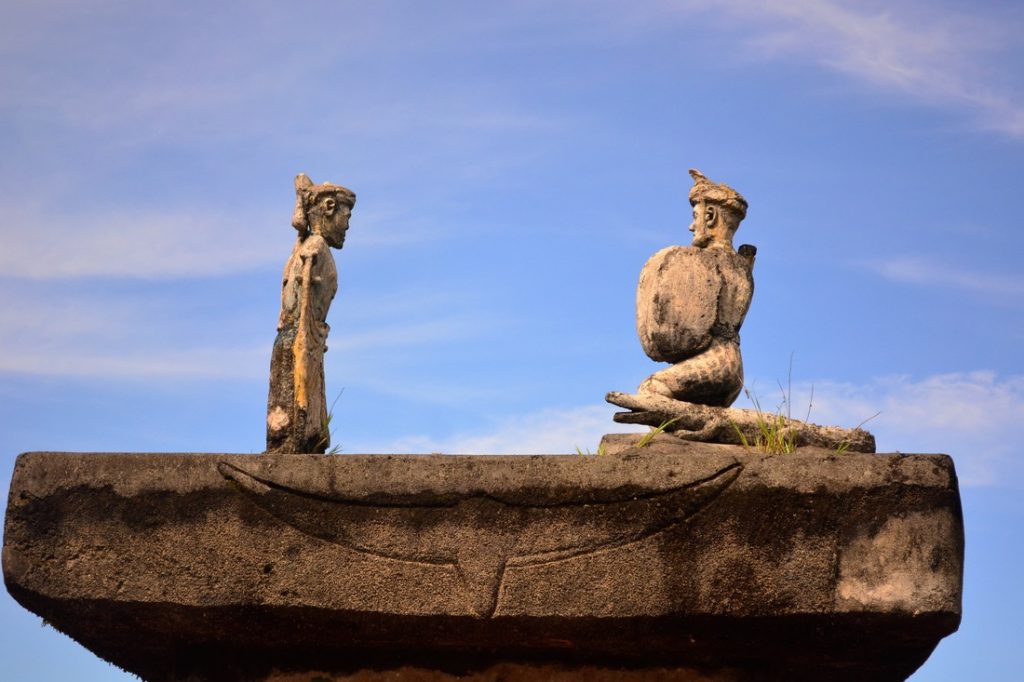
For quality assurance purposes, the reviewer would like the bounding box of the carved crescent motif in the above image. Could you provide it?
[218,459,741,617]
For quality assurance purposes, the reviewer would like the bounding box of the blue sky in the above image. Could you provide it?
[2,1,1022,679]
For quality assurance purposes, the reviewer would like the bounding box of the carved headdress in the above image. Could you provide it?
[291,173,356,234]
[688,169,747,220]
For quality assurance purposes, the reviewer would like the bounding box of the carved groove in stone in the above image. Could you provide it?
[218,460,742,617]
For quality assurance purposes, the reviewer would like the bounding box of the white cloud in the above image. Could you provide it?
[861,256,1024,300]
[0,2,570,149]
[0,281,502,381]
[330,319,493,353]
[0,200,453,280]
[762,371,1024,487]
[0,286,265,379]
[5,1,1022,145]
[364,404,646,455]
[371,370,1024,484]
[678,0,1024,137]
[338,378,509,411]
[0,202,278,279]
[0,345,266,380]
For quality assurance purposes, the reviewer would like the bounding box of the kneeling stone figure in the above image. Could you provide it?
[636,169,755,407]
[608,169,875,452]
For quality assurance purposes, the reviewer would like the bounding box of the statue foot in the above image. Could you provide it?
[605,391,876,453]
[638,376,674,398]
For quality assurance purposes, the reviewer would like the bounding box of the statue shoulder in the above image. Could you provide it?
[297,234,331,259]
[707,246,756,285]
[643,244,703,264]
[637,245,722,363]
[640,245,719,282]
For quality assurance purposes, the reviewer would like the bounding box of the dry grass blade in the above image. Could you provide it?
[637,417,681,448]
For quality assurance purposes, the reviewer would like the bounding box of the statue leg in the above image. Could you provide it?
[638,340,743,408]
[266,328,328,454]
[266,329,297,453]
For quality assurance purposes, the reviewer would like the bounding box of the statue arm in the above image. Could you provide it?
[637,247,720,363]
[291,248,320,415]
[295,236,336,348]
[277,246,302,332]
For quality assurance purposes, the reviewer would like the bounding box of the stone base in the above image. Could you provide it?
[3,442,963,681]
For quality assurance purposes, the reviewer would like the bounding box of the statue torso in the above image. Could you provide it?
[636,245,753,364]
[278,234,339,337]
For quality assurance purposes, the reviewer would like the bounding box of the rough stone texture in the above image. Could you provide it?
[4,447,962,681]
[266,173,355,454]
[264,665,737,681]
[606,391,876,452]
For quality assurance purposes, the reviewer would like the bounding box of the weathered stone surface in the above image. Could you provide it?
[266,173,355,454]
[4,447,962,681]
[606,391,876,452]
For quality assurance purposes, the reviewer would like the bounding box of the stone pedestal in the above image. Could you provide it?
[3,442,963,681]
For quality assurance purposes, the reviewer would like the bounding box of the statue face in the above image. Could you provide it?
[314,195,352,248]
[689,202,716,248]
[689,202,735,249]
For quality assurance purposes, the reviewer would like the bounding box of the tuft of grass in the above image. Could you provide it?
[315,390,345,454]
[835,411,881,455]
[734,352,880,455]
[730,389,798,454]
[734,353,801,454]
[730,419,750,448]
[575,442,608,456]
[637,417,680,448]
[757,404,798,453]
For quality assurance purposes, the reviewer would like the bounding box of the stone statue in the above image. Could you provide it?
[635,169,755,406]
[266,174,355,454]
[608,169,875,452]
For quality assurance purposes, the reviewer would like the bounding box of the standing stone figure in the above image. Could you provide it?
[266,174,355,454]
[635,169,755,407]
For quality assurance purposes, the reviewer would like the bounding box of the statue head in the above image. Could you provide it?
[687,169,747,250]
[291,173,356,249]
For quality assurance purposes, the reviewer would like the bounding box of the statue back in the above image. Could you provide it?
[636,246,753,364]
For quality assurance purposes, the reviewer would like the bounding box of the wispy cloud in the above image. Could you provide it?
[338,377,509,411]
[679,0,1024,137]
[0,204,278,279]
[0,282,503,381]
[0,2,570,149]
[0,200,451,280]
[373,370,1024,485]
[362,404,645,454]
[0,314,495,381]
[0,345,266,380]
[329,318,494,353]
[861,256,1024,300]
[745,371,1024,487]
[0,285,266,379]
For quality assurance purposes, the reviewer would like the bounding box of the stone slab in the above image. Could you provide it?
[3,443,963,681]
